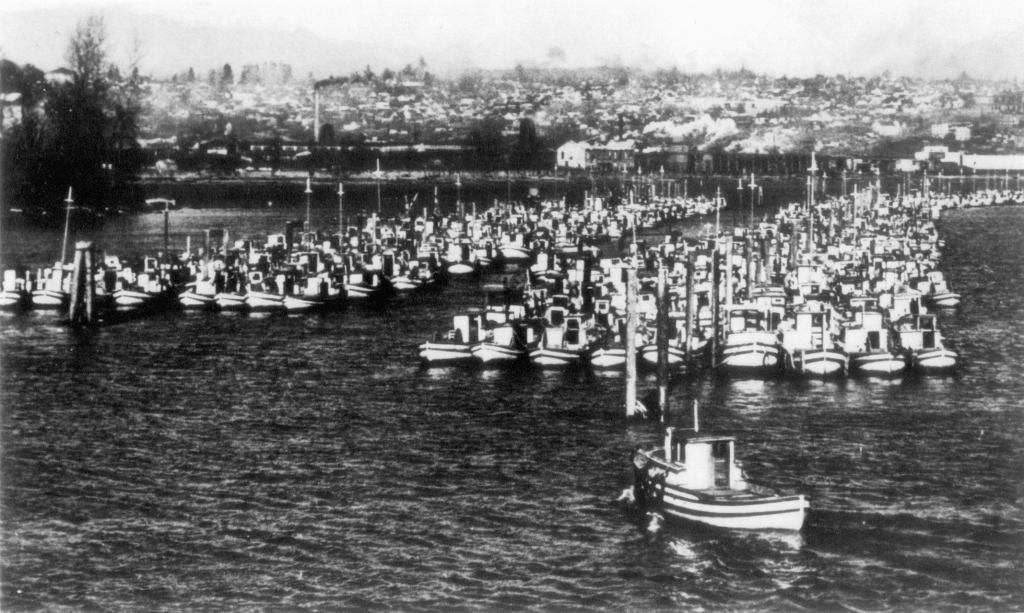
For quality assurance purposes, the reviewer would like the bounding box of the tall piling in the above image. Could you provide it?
[709,248,720,370]
[656,267,670,422]
[684,251,696,365]
[69,242,96,326]
[625,267,639,418]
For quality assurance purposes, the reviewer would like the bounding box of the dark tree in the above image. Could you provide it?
[511,117,543,170]
[221,63,234,87]
[1,16,144,223]
[318,123,336,144]
[465,117,507,171]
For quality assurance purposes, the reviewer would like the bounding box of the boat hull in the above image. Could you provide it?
[500,246,531,262]
[926,293,961,309]
[716,344,782,375]
[471,343,525,365]
[0,290,29,310]
[419,342,474,363]
[529,347,586,368]
[246,291,286,312]
[634,461,808,531]
[112,289,156,310]
[785,349,848,377]
[638,345,688,369]
[215,293,249,312]
[589,347,627,369]
[179,292,217,311]
[912,348,958,372]
[850,352,906,377]
[651,484,809,530]
[31,289,68,309]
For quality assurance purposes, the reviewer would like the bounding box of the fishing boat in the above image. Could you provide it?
[922,271,961,309]
[839,306,906,376]
[419,312,484,363]
[179,280,218,311]
[894,313,958,373]
[714,305,784,376]
[632,407,809,531]
[0,269,30,311]
[30,265,70,310]
[780,304,848,377]
[528,304,595,368]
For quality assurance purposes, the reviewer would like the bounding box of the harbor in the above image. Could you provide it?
[2,176,1023,610]
[5,1,1024,607]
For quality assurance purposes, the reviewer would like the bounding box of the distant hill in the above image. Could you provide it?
[2,4,1022,81]
[0,5,423,79]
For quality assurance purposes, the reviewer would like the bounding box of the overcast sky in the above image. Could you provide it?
[3,0,1024,79]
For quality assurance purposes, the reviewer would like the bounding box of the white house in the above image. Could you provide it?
[557,141,589,169]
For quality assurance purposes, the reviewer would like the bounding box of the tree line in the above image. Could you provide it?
[1,16,144,225]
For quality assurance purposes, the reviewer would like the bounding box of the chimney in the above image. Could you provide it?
[314,88,320,143]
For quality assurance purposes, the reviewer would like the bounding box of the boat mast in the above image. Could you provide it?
[304,176,313,237]
[61,187,73,265]
[337,182,345,242]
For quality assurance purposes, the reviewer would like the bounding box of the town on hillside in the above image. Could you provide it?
[3,58,1024,180]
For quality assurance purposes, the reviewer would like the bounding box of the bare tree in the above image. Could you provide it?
[65,15,108,94]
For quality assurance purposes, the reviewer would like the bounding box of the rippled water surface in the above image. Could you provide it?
[2,203,1023,612]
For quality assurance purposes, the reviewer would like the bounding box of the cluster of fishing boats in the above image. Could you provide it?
[0,191,719,317]
[419,186,962,380]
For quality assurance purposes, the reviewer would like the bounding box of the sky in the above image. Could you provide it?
[3,0,1024,79]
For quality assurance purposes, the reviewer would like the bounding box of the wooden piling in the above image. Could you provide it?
[723,239,734,307]
[625,267,639,418]
[656,267,670,422]
[709,248,719,370]
[684,251,695,365]
[745,234,756,296]
[69,242,96,326]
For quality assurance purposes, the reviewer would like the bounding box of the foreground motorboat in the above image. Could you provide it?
[632,414,809,531]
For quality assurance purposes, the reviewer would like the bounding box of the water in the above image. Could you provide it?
[2,200,1023,612]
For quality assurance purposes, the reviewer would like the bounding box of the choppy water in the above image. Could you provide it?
[1,202,1023,612]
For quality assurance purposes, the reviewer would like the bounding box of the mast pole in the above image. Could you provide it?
[61,187,73,265]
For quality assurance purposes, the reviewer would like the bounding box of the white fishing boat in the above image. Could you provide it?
[30,266,69,310]
[444,241,480,276]
[245,272,286,313]
[0,270,30,311]
[638,320,693,370]
[632,409,809,531]
[419,312,484,363]
[471,320,534,365]
[715,305,784,376]
[923,271,961,309]
[780,305,848,377]
[499,233,532,262]
[840,307,906,377]
[894,313,958,373]
[179,280,218,311]
[528,305,595,368]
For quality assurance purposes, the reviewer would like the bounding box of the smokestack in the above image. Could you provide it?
[314,88,320,143]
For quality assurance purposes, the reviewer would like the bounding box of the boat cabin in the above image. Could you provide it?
[781,305,836,351]
[723,305,783,337]
[895,314,943,351]
[451,313,485,345]
[661,428,746,491]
